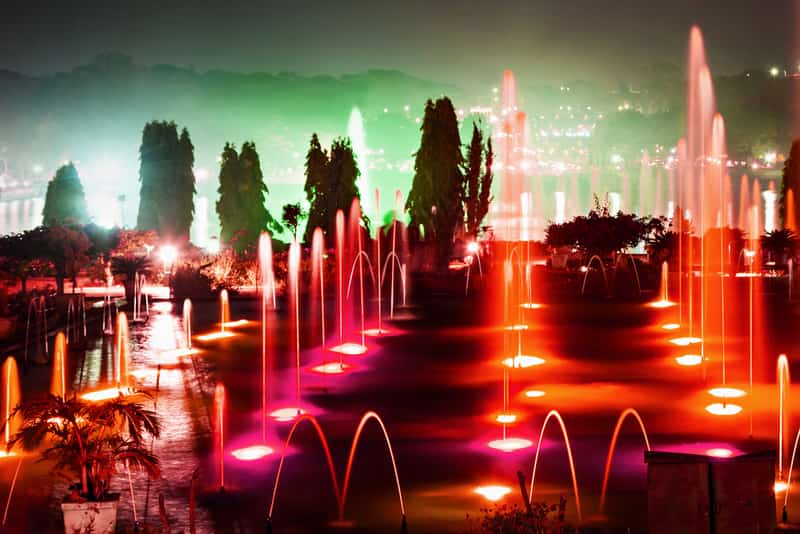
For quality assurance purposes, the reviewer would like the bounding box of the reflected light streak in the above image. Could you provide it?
[502,355,545,368]
[495,413,517,424]
[669,336,702,346]
[310,362,353,375]
[661,323,681,331]
[329,343,368,356]
[648,300,676,309]
[220,319,249,328]
[231,444,274,461]
[520,302,543,310]
[196,331,236,342]
[676,354,702,366]
[705,403,743,415]
[488,437,534,452]
[270,407,305,422]
[705,447,733,458]
[708,387,746,399]
[80,387,132,402]
[524,389,546,398]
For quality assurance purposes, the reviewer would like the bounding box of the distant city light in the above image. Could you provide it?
[770,66,780,77]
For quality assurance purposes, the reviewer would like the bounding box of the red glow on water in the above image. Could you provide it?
[502,355,545,368]
[80,387,132,402]
[705,403,742,415]
[474,485,511,502]
[329,343,368,356]
[487,437,534,452]
[196,331,236,342]
[520,302,543,310]
[270,407,305,422]
[524,389,546,398]
[503,324,528,332]
[310,362,353,375]
[648,300,676,309]
[231,444,274,461]
[708,387,746,399]
[362,328,391,337]
[661,323,681,331]
[495,413,517,424]
[220,319,249,328]
[705,447,733,458]
[676,354,703,366]
[669,336,702,346]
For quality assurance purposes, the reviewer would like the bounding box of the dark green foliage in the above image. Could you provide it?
[42,163,89,227]
[281,203,306,239]
[0,227,50,293]
[170,265,214,302]
[302,134,361,243]
[464,123,494,237]
[406,97,464,265]
[111,254,154,303]
[546,198,666,257]
[41,226,91,295]
[136,121,196,239]
[216,142,281,253]
[761,228,798,263]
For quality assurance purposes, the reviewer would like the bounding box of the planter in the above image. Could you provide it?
[60,494,119,534]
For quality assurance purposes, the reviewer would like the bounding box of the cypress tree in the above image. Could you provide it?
[42,162,89,226]
[303,133,330,242]
[136,121,195,240]
[216,142,279,253]
[406,97,464,264]
[781,140,800,228]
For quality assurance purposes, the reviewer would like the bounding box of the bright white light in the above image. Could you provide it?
[764,152,777,164]
[770,66,780,77]
[205,238,220,255]
[474,485,511,502]
[159,245,178,269]
[231,445,274,461]
[467,242,479,254]
[705,403,743,416]
[706,448,733,458]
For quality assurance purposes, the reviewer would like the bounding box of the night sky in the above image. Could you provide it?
[0,0,796,84]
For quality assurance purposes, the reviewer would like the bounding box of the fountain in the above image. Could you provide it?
[81,312,132,401]
[267,411,406,530]
[348,108,371,220]
[778,354,791,489]
[580,255,609,297]
[289,240,302,417]
[381,190,406,318]
[65,295,86,345]
[0,357,20,455]
[330,201,369,356]
[102,285,116,336]
[598,408,651,513]
[527,410,582,524]
[131,272,149,323]
[51,332,68,399]
[23,296,48,365]
[196,289,239,341]
[362,189,389,337]
[161,299,201,359]
[649,262,675,308]
[613,253,641,297]
[215,382,225,491]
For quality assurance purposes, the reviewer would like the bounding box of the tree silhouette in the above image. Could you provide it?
[781,139,800,229]
[136,121,195,240]
[464,123,494,238]
[216,142,280,253]
[42,163,89,227]
[302,134,361,243]
[406,97,464,265]
[282,203,305,239]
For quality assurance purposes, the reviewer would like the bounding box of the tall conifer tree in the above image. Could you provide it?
[42,162,89,226]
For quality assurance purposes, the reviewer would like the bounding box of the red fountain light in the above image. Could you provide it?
[231,444,274,461]
[708,387,746,399]
[311,362,353,375]
[705,403,742,415]
[270,407,305,422]
[669,336,702,346]
[495,413,518,424]
[487,437,534,452]
[329,342,368,356]
[524,389,546,398]
[705,447,733,458]
[675,354,703,366]
[661,322,681,331]
[474,485,511,502]
[502,355,545,368]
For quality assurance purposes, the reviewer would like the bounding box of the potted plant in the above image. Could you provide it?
[8,393,161,534]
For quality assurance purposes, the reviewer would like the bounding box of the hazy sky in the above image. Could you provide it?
[0,0,796,85]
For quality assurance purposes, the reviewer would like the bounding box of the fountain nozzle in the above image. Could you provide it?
[266,516,273,534]
[782,505,788,524]
[401,514,407,533]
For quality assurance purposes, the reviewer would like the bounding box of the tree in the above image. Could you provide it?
[761,229,798,264]
[302,134,361,243]
[41,226,91,294]
[0,228,49,294]
[216,142,281,253]
[42,163,89,227]
[282,203,306,239]
[136,121,196,240]
[303,133,329,242]
[406,97,464,266]
[464,123,494,237]
[781,140,800,229]
[111,255,153,304]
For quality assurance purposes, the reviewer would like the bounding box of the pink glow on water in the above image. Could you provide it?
[289,240,302,410]
[487,437,533,452]
[231,444,274,461]
[215,382,226,490]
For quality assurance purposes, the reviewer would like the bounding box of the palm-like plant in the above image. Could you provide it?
[8,393,161,501]
[111,255,154,304]
[760,229,798,265]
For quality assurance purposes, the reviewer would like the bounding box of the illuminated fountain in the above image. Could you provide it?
[131,272,149,324]
[363,189,389,337]
[215,382,225,491]
[330,201,369,356]
[81,312,133,401]
[382,190,408,318]
[598,409,651,513]
[101,284,116,335]
[231,234,277,460]
[649,262,676,308]
[51,332,68,398]
[0,357,20,457]
[310,227,352,375]
[267,411,406,531]
[160,299,201,359]
[196,289,241,341]
[527,410,582,524]
[777,354,791,491]
[23,296,48,365]
[580,255,609,298]
[65,295,86,345]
